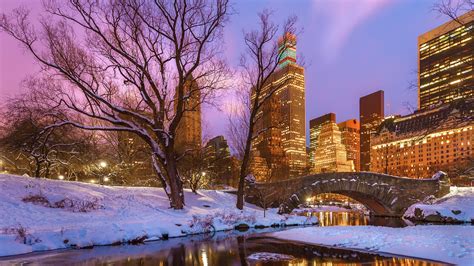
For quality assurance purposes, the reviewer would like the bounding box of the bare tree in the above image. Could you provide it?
[434,0,473,25]
[179,149,211,193]
[233,10,297,210]
[227,92,250,161]
[0,0,231,209]
[0,93,93,179]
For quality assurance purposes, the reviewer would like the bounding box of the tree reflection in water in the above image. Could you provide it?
[1,228,445,265]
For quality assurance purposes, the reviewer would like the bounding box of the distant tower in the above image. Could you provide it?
[175,78,202,154]
[204,136,234,186]
[251,32,306,181]
[359,90,384,171]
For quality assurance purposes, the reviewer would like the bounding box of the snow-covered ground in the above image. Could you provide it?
[270,225,474,265]
[0,174,316,257]
[404,187,474,223]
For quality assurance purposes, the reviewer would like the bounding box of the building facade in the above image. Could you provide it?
[309,113,336,170]
[251,33,306,181]
[311,113,354,173]
[338,119,361,172]
[370,99,473,184]
[175,78,202,154]
[418,10,473,110]
[203,135,237,187]
[359,90,385,171]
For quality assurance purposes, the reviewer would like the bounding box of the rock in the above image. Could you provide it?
[234,223,250,231]
[424,213,443,223]
[451,210,462,215]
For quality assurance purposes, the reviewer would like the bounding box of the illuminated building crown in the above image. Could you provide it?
[278,32,297,68]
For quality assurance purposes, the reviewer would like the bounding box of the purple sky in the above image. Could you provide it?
[0,0,451,145]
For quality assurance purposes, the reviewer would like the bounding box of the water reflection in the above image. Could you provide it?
[302,211,408,227]
[1,229,446,266]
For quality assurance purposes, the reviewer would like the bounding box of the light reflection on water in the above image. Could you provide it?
[302,211,408,227]
[0,225,446,266]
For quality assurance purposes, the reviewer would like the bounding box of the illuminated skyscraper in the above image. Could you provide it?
[359,90,384,171]
[418,10,473,110]
[251,32,306,181]
[175,78,202,154]
[312,114,354,173]
[338,119,360,172]
[203,135,236,187]
[309,113,336,170]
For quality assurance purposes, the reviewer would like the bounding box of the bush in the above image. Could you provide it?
[187,211,257,234]
[2,225,41,245]
[22,194,104,213]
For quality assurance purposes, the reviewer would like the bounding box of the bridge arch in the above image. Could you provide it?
[244,172,450,217]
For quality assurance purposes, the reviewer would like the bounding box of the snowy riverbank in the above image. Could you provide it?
[404,186,474,223]
[0,174,316,257]
[270,225,474,265]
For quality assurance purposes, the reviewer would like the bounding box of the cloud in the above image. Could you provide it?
[312,0,394,61]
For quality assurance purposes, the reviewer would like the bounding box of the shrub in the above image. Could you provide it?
[2,225,41,245]
[22,194,104,213]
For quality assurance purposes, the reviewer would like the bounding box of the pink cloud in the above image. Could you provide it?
[312,0,395,61]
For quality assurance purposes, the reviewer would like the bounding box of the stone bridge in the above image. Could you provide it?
[244,172,451,217]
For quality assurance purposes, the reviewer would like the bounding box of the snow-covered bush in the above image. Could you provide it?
[186,211,257,234]
[2,225,40,245]
[22,194,104,213]
[245,174,256,183]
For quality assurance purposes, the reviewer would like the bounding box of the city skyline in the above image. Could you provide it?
[0,1,472,263]
[0,0,453,146]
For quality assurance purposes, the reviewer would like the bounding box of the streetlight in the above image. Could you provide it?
[103,176,110,182]
[99,161,107,168]
[58,175,65,180]
[201,171,206,176]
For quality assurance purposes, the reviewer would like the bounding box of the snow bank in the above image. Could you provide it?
[404,187,474,223]
[270,225,474,265]
[0,174,316,257]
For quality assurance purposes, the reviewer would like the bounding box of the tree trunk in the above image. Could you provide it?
[45,161,51,179]
[34,158,42,178]
[236,149,251,209]
[236,122,254,210]
[166,157,185,209]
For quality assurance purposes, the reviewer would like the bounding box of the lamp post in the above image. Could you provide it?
[98,160,108,185]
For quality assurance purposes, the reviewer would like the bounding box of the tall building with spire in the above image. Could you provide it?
[175,78,202,154]
[251,32,306,181]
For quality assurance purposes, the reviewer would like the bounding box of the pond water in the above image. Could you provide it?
[0,228,447,266]
[305,210,409,227]
[0,212,448,266]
